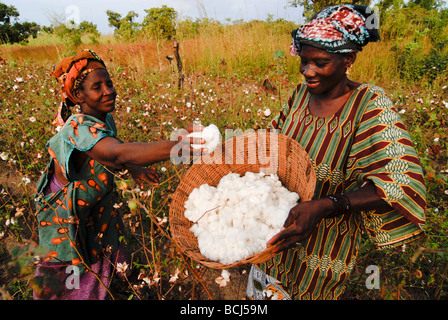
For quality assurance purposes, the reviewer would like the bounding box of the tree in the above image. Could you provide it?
[106,10,122,30]
[106,10,139,30]
[79,21,101,45]
[0,2,18,24]
[49,20,100,49]
[0,2,40,44]
[106,10,140,41]
[142,5,178,40]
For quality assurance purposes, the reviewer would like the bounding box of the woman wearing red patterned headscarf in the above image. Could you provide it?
[247,5,426,300]
[33,49,205,300]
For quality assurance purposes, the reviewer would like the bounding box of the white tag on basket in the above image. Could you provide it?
[246,265,291,300]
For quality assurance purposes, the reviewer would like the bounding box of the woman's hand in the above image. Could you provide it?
[267,198,333,253]
[176,124,208,155]
[266,181,392,254]
[128,166,160,188]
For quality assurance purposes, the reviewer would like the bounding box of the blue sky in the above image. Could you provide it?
[3,0,305,34]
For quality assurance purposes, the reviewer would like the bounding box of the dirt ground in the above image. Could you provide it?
[194,265,251,300]
[108,262,252,300]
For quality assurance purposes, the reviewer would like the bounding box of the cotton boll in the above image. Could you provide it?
[258,185,272,203]
[258,223,271,238]
[188,124,221,153]
[247,194,261,206]
[189,223,199,234]
[184,209,194,220]
[218,172,240,186]
[184,185,220,221]
[264,229,278,243]
[262,206,280,228]
[197,184,217,201]
[273,214,288,230]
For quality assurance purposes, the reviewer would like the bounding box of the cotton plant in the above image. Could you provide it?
[184,171,299,264]
[215,269,231,287]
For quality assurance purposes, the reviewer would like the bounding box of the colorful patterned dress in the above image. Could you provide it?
[256,83,426,299]
[35,113,124,277]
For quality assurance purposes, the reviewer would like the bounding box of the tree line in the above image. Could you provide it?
[1,0,447,45]
[0,3,178,45]
[0,3,39,44]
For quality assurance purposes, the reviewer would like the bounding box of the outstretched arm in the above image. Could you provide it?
[85,138,177,169]
[83,125,204,170]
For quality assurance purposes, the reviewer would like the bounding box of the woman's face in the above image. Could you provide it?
[299,45,353,96]
[73,69,116,119]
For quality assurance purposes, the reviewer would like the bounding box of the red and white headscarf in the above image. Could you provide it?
[290,5,380,56]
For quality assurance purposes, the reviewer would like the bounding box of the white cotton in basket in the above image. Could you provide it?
[187,124,221,153]
[184,171,300,264]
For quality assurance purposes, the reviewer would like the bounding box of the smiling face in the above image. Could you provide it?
[299,45,355,96]
[72,69,117,121]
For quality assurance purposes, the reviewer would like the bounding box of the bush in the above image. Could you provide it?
[384,7,448,84]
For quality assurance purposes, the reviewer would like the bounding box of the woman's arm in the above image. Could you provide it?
[267,180,391,253]
[83,126,204,170]
[84,138,177,169]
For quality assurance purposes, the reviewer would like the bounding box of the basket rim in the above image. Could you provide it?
[169,131,316,269]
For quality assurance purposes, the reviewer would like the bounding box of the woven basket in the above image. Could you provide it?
[169,131,316,269]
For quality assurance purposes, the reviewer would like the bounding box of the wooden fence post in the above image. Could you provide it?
[173,39,184,90]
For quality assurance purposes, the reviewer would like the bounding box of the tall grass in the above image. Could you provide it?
[0,17,411,90]
[1,20,300,79]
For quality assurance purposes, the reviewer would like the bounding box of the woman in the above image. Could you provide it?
[247,5,426,300]
[33,49,204,299]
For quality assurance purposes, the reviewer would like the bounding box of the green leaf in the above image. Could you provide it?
[429,112,438,121]
[273,49,286,59]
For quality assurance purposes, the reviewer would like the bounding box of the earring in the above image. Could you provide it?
[53,101,72,126]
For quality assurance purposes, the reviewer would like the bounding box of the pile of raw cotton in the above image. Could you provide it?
[184,171,300,264]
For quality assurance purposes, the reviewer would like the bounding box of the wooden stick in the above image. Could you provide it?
[173,39,184,90]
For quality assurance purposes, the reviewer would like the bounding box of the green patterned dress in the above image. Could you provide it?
[256,83,426,299]
[35,113,124,271]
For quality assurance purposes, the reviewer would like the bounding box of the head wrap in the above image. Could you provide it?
[51,49,107,126]
[290,5,381,56]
